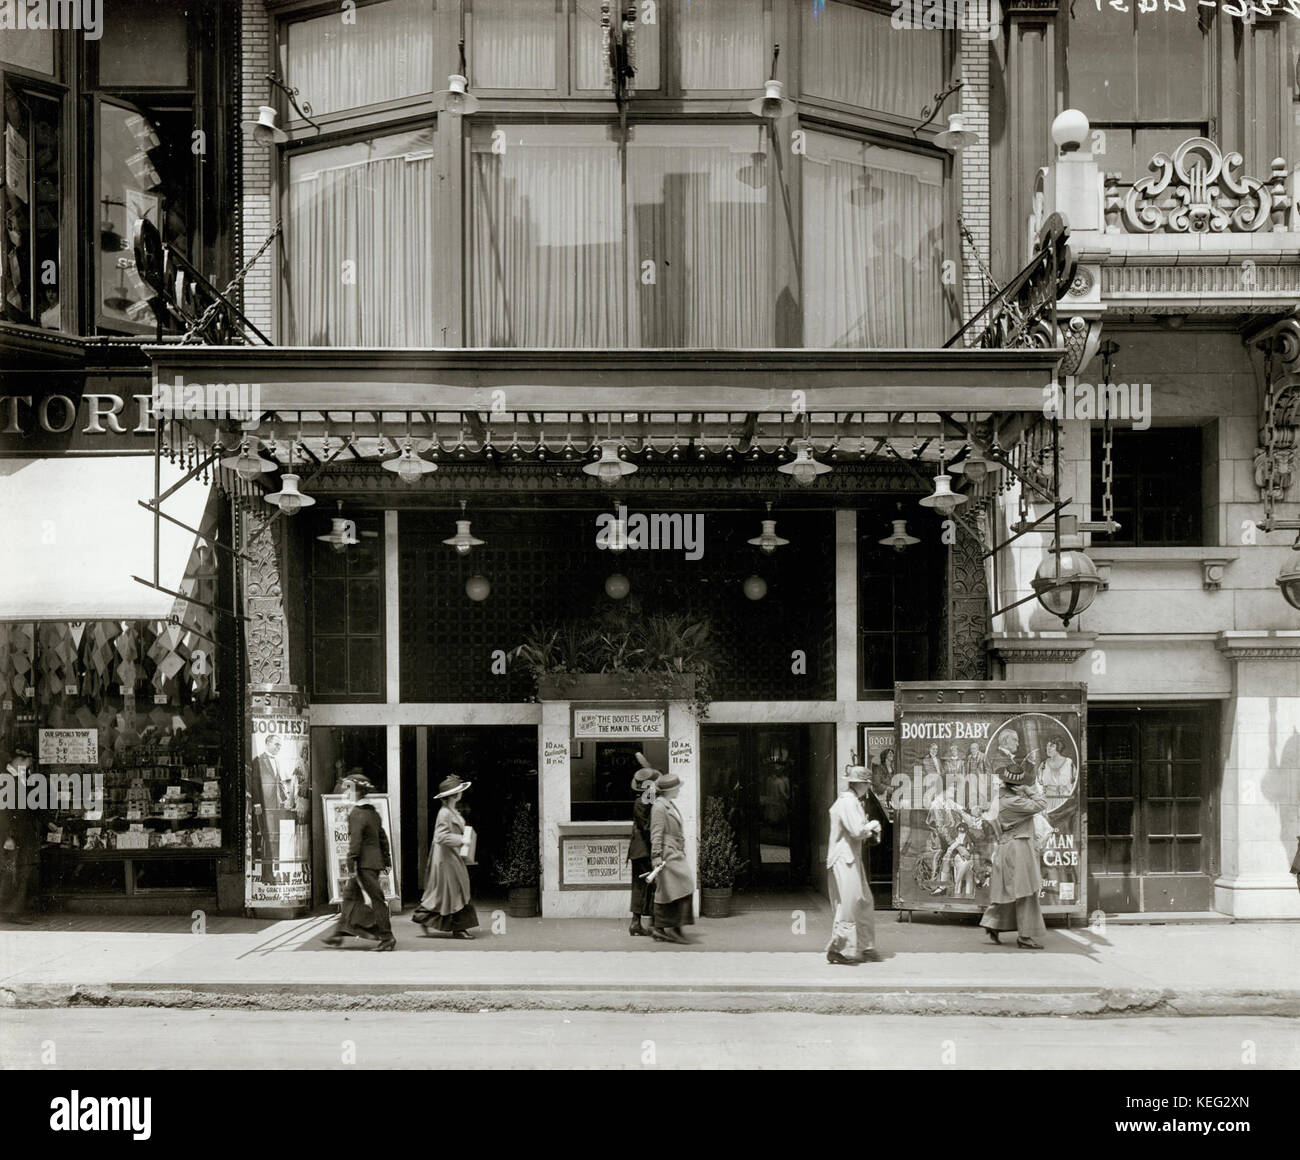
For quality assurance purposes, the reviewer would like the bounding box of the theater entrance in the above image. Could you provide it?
[398,725,538,906]
[700,724,821,892]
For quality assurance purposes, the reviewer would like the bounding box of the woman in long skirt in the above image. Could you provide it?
[649,772,695,944]
[627,757,660,936]
[412,774,480,939]
[979,770,1049,949]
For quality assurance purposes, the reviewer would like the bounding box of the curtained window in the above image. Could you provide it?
[284,128,436,346]
[678,0,765,90]
[801,1,944,120]
[468,123,773,348]
[285,0,436,117]
[627,125,772,347]
[802,131,946,348]
[471,0,557,90]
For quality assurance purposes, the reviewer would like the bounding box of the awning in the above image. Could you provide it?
[0,456,213,621]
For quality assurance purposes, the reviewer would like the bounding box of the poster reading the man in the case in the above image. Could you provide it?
[892,683,1086,915]
[245,715,311,909]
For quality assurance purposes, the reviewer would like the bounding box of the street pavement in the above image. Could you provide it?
[3,1009,1297,1069]
[1,904,1298,1016]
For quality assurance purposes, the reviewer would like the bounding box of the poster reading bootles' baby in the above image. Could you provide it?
[245,716,311,909]
[892,683,1086,915]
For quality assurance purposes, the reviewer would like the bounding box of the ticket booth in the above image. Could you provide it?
[539,696,698,917]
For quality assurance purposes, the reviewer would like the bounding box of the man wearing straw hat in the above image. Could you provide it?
[825,759,882,965]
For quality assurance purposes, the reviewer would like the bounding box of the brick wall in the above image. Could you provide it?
[240,0,274,336]
[959,29,992,334]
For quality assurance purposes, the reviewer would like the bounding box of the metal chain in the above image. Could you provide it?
[1262,341,1277,524]
[1100,344,1117,526]
[182,220,283,344]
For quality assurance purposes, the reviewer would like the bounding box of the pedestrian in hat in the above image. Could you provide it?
[0,746,43,925]
[627,753,660,937]
[648,771,694,944]
[825,760,882,965]
[978,759,1049,949]
[323,773,396,951]
[413,774,480,939]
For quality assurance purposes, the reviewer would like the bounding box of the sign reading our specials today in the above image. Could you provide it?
[561,834,632,888]
[38,729,98,765]
[572,708,665,739]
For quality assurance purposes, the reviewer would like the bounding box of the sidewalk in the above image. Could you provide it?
[2,905,1297,1016]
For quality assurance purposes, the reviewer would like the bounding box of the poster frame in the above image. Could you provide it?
[891,681,1088,918]
[558,827,634,890]
[321,793,402,908]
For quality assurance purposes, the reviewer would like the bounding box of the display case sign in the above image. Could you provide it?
[321,794,400,907]
[572,707,665,739]
[891,682,1087,916]
[560,832,632,889]
[37,728,98,765]
[245,714,312,910]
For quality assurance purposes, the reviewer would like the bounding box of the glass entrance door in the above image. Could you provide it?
[701,724,811,891]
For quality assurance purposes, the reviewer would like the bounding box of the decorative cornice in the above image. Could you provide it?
[1099,262,1300,307]
[1215,632,1300,661]
[986,633,1098,665]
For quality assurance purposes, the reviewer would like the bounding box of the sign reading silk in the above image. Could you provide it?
[0,0,104,39]
[891,0,1001,39]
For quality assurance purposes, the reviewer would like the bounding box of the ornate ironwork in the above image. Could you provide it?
[1123,138,1288,235]
[947,212,1076,353]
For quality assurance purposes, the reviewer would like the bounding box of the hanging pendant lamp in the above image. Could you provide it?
[442,500,485,555]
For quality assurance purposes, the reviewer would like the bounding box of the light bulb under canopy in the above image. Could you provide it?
[582,440,637,486]
[776,445,831,486]
[879,518,920,553]
[747,518,789,554]
[742,575,768,601]
[442,518,484,556]
[264,473,315,516]
[919,472,967,516]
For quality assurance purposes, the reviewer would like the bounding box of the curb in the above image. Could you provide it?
[5,984,1300,1018]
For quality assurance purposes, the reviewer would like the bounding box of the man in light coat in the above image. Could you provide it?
[825,762,882,965]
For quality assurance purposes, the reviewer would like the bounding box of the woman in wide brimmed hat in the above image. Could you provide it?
[412,774,480,939]
[978,759,1049,949]
[627,753,660,937]
[648,771,695,944]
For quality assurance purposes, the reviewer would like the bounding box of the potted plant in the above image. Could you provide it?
[511,609,717,716]
[698,795,746,917]
[495,800,541,917]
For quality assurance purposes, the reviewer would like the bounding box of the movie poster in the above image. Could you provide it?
[892,683,1086,915]
[321,794,400,907]
[245,715,312,909]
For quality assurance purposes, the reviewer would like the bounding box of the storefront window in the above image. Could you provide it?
[284,128,435,346]
[309,514,385,700]
[96,98,192,333]
[471,0,557,90]
[469,122,773,347]
[0,615,232,897]
[802,130,947,347]
[572,739,666,822]
[285,0,436,118]
[802,1,944,120]
[2,80,60,329]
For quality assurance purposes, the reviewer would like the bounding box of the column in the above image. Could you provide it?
[1215,633,1300,918]
[538,699,570,916]
[834,509,858,791]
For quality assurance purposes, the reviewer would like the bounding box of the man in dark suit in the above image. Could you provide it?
[323,774,395,951]
[0,747,44,924]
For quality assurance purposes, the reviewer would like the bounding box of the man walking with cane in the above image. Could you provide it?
[825,757,882,965]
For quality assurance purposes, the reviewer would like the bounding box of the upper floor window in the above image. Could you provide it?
[469,121,775,347]
[2,79,61,330]
[97,0,191,87]
[468,0,764,95]
[284,0,436,118]
[284,127,436,346]
[802,130,947,347]
[1067,5,1210,186]
[0,25,55,75]
[802,0,944,122]
[1091,426,1204,548]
